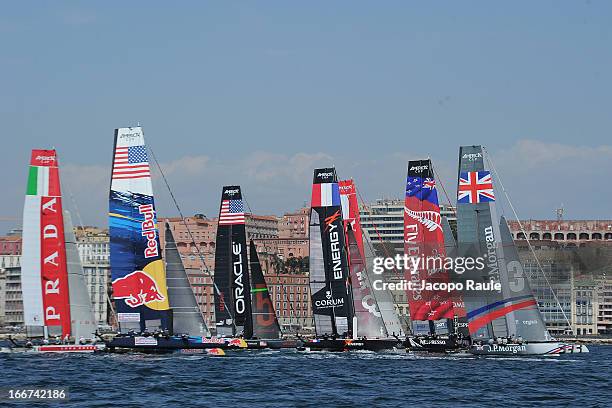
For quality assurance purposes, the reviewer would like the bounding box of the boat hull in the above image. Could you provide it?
[470,341,590,356]
[301,338,402,352]
[1,344,105,353]
[105,335,244,352]
[405,336,466,353]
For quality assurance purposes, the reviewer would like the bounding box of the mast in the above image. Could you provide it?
[21,149,71,338]
[309,168,353,337]
[109,127,171,333]
[249,240,281,339]
[164,223,210,337]
[404,159,460,334]
[213,186,252,337]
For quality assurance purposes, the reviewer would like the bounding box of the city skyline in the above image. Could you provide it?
[2,2,612,229]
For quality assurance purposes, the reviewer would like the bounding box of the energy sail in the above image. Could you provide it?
[109,127,171,333]
[456,145,508,338]
[21,149,96,339]
[249,240,281,339]
[339,179,387,338]
[309,168,354,337]
[213,186,252,337]
[404,159,460,334]
[164,223,210,337]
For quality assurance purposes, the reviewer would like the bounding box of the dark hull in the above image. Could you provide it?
[247,339,303,349]
[405,336,467,353]
[105,336,240,352]
[302,338,402,352]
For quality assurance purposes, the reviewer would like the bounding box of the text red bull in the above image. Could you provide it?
[113,271,165,307]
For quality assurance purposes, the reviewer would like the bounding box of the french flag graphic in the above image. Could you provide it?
[311,182,341,207]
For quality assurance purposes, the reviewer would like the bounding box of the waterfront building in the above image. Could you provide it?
[0,268,5,325]
[0,236,22,255]
[360,199,456,244]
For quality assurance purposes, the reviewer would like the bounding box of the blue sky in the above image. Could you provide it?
[2,1,611,231]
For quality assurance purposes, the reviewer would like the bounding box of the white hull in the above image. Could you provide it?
[470,342,589,356]
[1,344,105,353]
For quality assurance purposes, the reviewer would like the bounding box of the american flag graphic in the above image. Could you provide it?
[219,199,245,225]
[112,145,151,180]
[458,171,495,203]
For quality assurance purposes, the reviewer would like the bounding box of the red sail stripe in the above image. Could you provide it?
[468,299,537,334]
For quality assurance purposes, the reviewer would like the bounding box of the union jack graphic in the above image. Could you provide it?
[458,171,495,203]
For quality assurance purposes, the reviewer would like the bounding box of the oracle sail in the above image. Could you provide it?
[21,149,96,339]
[109,127,171,333]
[309,168,353,337]
[164,223,210,337]
[404,159,461,334]
[339,179,387,338]
[249,240,281,339]
[213,186,252,337]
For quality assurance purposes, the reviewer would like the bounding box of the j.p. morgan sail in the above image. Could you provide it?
[21,149,97,345]
[213,186,252,337]
[109,127,171,333]
[309,168,353,337]
[455,146,510,339]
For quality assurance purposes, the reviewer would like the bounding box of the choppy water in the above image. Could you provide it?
[1,345,611,407]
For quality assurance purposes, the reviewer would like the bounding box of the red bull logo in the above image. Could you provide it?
[113,271,165,307]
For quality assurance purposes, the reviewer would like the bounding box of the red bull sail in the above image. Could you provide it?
[109,127,170,332]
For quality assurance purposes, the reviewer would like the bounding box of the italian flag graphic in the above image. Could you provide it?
[27,164,60,196]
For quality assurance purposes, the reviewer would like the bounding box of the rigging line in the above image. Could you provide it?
[62,172,117,327]
[148,145,235,333]
[430,162,457,217]
[242,194,299,331]
[483,147,572,332]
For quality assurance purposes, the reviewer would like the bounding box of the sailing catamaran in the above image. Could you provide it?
[105,127,227,353]
[212,186,291,349]
[6,149,102,353]
[402,159,467,352]
[455,145,588,355]
[303,169,402,351]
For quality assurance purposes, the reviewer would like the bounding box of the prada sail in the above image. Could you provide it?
[109,127,171,333]
[164,223,210,337]
[22,149,96,339]
[213,186,252,337]
[309,168,353,337]
[249,240,281,339]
